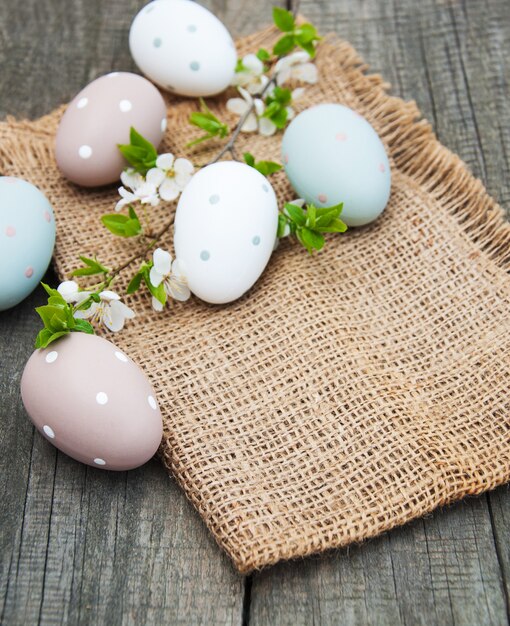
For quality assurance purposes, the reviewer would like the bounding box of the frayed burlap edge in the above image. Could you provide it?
[1,23,510,573]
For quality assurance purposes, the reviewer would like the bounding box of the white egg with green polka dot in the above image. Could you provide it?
[129,0,236,97]
[174,162,278,304]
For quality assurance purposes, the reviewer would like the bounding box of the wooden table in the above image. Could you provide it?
[1,1,509,623]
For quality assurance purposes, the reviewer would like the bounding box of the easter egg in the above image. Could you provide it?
[55,72,167,187]
[0,177,55,311]
[174,162,278,304]
[129,0,237,97]
[21,333,163,471]
[281,103,391,227]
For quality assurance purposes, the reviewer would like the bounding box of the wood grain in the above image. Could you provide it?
[1,0,510,624]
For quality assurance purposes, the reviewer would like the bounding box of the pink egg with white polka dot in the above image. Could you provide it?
[55,72,167,187]
[21,333,163,471]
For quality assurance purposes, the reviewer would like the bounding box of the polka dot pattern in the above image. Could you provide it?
[187,24,197,32]
[5,226,15,237]
[43,425,55,439]
[190,61,200,71]
[161,118,167,132]
[252,236,261,246]
[262,184,269,193]
[200,250,210,261]
[77,97,88,109]
[153,37,162,48]
[45,351,58,364]
[119,99,132,112]
[336,132,347,141]
[94,458,106,466]
[148,395,157,410]
[44,211,51,223]
[209,194,220,205]
[115,351,128,362]
[79,145,92,159]
[96,392,108,405]
[318,194,328,204]
[283,154,289,165]
[379,163,386,173]
[25,267,33,278]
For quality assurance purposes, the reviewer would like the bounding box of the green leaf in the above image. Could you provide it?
[285,202,306,226]
[273,33,296,56]
[255,160,282,176]
[101,213,141,238]
[35,329,69,349]
[243,153,282,176]
[35,304,67,332]
[129,127,158,157]
[35,328,53,349]
[143,272,166,305]
[243,152,255,167]
[295,23,319,44]
[277,213,290,238]
[235,58,246,72]
[273,86,292,105]
[41,283,62,300]
[297,40,316,58]
[127,271,143,294]
[306,203,317,228]
[188,99,229,146]
[299,227,325,254]
[273,7,295,32]
[316,218,348,233]
[117,127,158,175]
[256,48,271,61]
[266,106,288,129]
[71,255,109,277]
[73,319,95,334]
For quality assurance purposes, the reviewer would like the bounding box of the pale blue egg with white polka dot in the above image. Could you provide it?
[0,177,55,311]
[282,103,391,227]
[174,162,278,304]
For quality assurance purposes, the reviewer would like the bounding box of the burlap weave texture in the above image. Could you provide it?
[1,24,510,573]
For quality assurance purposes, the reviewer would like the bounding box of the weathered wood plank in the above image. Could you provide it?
[249,0,510,624]
[251,499,508,626]
[0,1,280,623]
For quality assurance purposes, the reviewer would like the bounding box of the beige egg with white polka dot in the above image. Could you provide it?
[20,332,163,471]
[55,72,167,187]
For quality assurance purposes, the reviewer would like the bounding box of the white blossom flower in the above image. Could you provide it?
[231,53,269,95]
[227,87,265,133]
[149,248,191,311]
[275,51,318,86]
[74,290,135,332]
[115,168,160,211]
[145,153,194,202]
[57,280,91,304]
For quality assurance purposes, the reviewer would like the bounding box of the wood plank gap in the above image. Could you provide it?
[243,574,253,626]
[486,494,510,621]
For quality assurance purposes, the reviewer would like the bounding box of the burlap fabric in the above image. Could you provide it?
[2,23,510,573]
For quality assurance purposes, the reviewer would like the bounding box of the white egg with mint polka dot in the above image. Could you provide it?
[281,103,391,227]
[0,177,55,311]
[20,333,163,471]
[129,0,236,97]
[55,72,167,187]
[174,161,278,304]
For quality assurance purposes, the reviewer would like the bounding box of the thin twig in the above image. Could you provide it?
[107,217,174,282]
[206,0,301,166]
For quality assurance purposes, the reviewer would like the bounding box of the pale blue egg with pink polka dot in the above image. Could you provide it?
[0,177,55,311]
[281,103,391,227]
